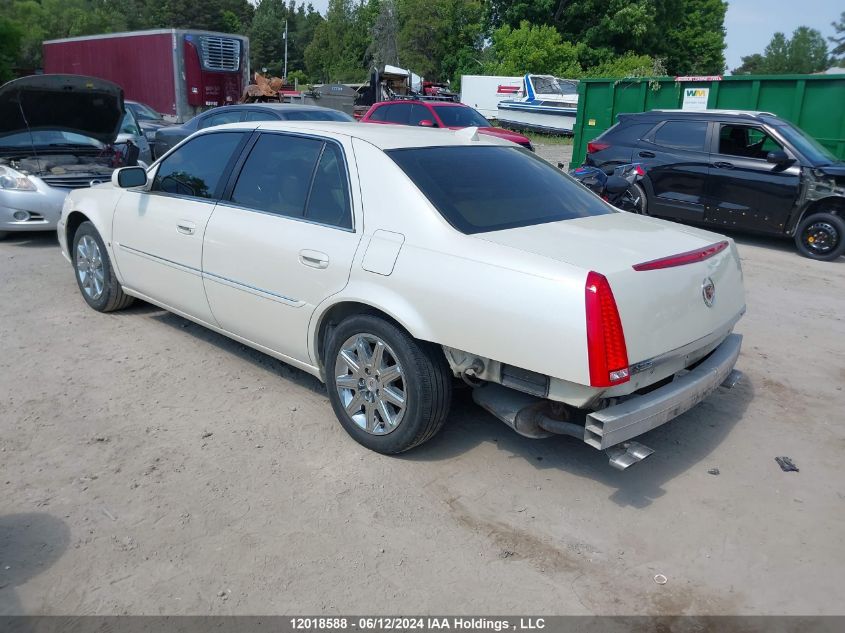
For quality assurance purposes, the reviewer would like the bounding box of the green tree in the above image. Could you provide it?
[304,0,375,83]
[737,27,830,75]
[830,11,845,58]
[0,17,22,81]
[484,21,582,77]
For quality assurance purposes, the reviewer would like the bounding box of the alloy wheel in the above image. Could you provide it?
[76,235,105,300]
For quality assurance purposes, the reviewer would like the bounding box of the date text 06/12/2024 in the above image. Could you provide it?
[290,618,547,631]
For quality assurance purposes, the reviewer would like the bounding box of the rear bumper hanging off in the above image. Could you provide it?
[584,334,743,450]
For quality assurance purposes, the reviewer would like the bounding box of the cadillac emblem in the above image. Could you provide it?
[702,277,716,307]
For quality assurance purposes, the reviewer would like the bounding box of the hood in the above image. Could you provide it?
[0,74,124,145]
[817,163,845,179]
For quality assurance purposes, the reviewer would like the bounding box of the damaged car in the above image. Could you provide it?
[59,122,746,469]
[584,110,845,261]
[0,74,136,240]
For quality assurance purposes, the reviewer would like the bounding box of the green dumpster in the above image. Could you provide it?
[571,73,845,167]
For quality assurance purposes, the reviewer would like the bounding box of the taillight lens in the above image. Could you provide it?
[632,241,729,271]
[587,141,609,154]
[585,271,630,387]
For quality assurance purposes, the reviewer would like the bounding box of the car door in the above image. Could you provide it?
[202,131,362,365]
[704,123,801,233]
[112,131,248,324]
[637,119,711,222]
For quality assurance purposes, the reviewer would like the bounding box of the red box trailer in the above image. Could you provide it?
[43,29,250,123]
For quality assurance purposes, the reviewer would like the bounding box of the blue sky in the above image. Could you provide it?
[306,0,842,72]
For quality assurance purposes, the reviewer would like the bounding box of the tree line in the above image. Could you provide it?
[1,1,843,86]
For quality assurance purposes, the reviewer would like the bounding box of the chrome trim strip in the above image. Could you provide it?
[117,243,202,276]
[214,201,355,233]
[202,270,304,307]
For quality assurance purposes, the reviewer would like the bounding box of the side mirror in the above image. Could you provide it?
[418,119,435,128]
[766,150,790,164]
[112,166,147,188]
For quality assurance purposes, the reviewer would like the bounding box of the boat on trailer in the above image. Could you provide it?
[497,74,579,134]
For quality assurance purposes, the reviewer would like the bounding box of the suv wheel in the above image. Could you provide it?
[794,212,845,261]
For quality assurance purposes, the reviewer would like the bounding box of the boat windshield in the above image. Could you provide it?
[530,76,578,97]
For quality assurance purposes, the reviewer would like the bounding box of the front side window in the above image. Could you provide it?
[120,112,141,136]
[229,133,352,228]
[387,146,612,234]
[151,132,244,198]
[652,120,708,152]
[718,124,783,159]
[432,106,489,128]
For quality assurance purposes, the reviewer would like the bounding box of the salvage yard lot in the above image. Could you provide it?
[1,219,844,615]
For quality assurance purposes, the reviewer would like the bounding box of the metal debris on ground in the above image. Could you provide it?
[775,456,799,472]
[708,468,720,476]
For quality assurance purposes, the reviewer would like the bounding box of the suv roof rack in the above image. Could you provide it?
[646,109,777,117]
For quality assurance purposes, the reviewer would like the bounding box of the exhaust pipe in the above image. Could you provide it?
[605,441,654,470]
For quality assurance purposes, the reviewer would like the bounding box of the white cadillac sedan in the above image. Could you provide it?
[58,121,746,469]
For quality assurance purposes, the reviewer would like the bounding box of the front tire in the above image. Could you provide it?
[794,212,845,261]
[628,183,647,214]
[325,314,452,454]
[72,221,134,312]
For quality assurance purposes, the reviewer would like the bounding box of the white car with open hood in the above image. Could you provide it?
[58,121,746,469]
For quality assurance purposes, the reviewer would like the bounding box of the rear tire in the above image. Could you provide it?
[629,183,647,214]
[71,221,134,312]
[794,212,845,261]
[325,314,452,454]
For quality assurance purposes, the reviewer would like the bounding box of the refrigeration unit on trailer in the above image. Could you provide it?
[43,29,250,123]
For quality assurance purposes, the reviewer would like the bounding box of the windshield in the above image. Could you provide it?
[284,110,354,122]
[128,102,163,121]
[531,76,578,96]
[432,106,489,128]
[774,122,838,165]
[387,146,613,234]
[0,130,103,149]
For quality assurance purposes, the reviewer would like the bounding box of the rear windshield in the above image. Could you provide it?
[387,146,613,234]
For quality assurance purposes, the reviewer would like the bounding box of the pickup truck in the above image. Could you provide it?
[58,121,746,469]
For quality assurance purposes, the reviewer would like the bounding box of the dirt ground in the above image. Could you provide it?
[1,205,844,615]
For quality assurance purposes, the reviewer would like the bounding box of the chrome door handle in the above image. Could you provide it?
[713,161,734,169]
[176,222,196,235]
[299,249,329,269]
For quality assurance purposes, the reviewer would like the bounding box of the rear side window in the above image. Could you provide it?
[200,110,243,129]
[243,110,280,122]
[603,121,655,144]
[384,104,411,124]
[152,132,244,199]
[652,120,708,151]
[387,146,613,234]
[229,134,352,229]
[368,105,388,121]
[408,104,433,126]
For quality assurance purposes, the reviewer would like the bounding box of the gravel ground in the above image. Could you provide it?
[1,208,844,615]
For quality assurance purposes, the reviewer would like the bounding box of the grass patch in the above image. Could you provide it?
[522,131,574,146]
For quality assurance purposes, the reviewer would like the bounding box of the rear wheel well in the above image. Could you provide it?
[316,302,410,371]
[65,211,91,248]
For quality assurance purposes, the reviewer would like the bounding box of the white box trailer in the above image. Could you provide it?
[459,75,523,119]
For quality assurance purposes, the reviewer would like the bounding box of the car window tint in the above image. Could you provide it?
[306,143,352,229]
[285,110,354,121]
[652,120,708,151]
[200,110,243,129]
[719,124,783,159]
[152,132,244,198]
[432,106,489,128]
[384,104,411,124]
[408,104,433,126]
[243,110,280,122]
[230,134,323,219]
[604,121,655,144]
[368,105,388,121]
[388,146,613,234]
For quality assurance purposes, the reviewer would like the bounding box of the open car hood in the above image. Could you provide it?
[0,74,124,145]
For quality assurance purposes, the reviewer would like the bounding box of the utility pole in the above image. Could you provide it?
[283,19,288,79]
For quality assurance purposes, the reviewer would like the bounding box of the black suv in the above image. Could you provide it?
[584,110,845,260]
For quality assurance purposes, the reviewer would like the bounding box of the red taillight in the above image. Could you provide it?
[632,241,729,271]
[585,271,630,388]
[587,141,609,154]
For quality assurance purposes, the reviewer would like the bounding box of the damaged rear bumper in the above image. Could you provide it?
[584,333,743,450]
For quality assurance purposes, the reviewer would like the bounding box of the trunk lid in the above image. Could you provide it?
[474,212,746,363]
[0,74,124,145]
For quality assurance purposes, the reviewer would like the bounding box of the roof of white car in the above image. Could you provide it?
[210,120,512,150]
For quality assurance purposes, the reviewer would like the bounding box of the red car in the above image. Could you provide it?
[360,100,534,151]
